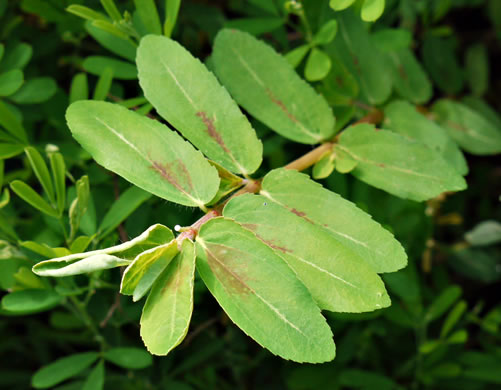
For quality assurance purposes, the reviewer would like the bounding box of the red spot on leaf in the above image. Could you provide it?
[151,159,193,193]
[265,88,299,124]
[196,111,231,154]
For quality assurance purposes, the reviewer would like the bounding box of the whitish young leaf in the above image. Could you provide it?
[137,35,262,175]
[465,221,501,246]
[32,224,174,277]
[258,168,407,273]
[335,124,467,201]
[66,101,220,208]
[384,100,467,175]
[432,99,501,155]
[196,218,335,363]
[120,240,179,301]
[326,10,392,104]
[31,352,99,389]
[224,194,391,313]
[140,239,196,355]
[213,29,335,144]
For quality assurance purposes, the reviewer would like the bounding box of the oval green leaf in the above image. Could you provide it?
[103,347,153,369]
[196,217,335,363]
[0,69,24,96]
[140,239,196,355]
[66,100,219,207]
[1,289,62,314]
[336,124,467,201]
[137,34,262,175]
[83,56,137,80]
[213,29,335,144]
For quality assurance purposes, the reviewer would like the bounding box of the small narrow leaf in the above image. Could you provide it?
[0,144,24,159]
[425,285,462,323]
[82,361,105,390]
[120,240,179,301]
[336,124,467,201]
[329,0,356,11]
[313,19,338,45]
[10,180,58,217]
[31,352,99,389]
[92,19,129,40]
[24,146,55,204]
[85,21,136,61]
[137,35,262,175]
[465,43,488,97]
[285,44,310,68]
[69,175,90,237]
[103,347,152,369]
[224,194,391,313]
[312,151,335,179]
[98,186,152,238]
[134,0,162,35]
[92,66,113,100]
[69,73,89,103]
[384,100,467,175]
[0,69,24,96]
[305,48,332,81]
[0,100,27,143]
[66,5,108,21]
[66,101,220,207]
[432,99,501,155]
[140,239,196,355]
[224,17,285,36]
[0,43,32,71]
[100,0,122,22]
[32,224,173,276]
[49,152,66,214]
[259,168,407,273]
[213,29,335,144]
[164,0,181,37]
[83,56,137,80]
[196,218,335,363]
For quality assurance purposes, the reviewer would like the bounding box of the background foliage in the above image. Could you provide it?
[1,0,501,389]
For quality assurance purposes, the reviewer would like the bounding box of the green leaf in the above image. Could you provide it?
[10,180,58,217]
[85,21,136,61]
[66,101,220,207]
[327,10,392,104]
[329,0,356,11]
[66,5,108,21]
[424,285,462,323]
[0,158,4,188]
[69,175,90,237]
[0,69,24,96]
[465,43,488,96]
[0,43,3,61]
[49,152,66,214]
[372,28,412,52]
[213,29,335,144]
[69,72,89,103]
[384,100,467,175]
[0,100,27,143]
[224,194,391,313]
[1,289,62,314]
[0,187,9,208]
[440,300,467,338]
[206,160,244,206]
[9,77,57,104]
[462,95,501,129]
[196,217,335,363]
[164,0,181,37]
[304,48,331,81]
[137,34,262,175]
[120,239,179,301]
[313,19,338,45]
[285,44,310,68]
[32,224,173,276]
[312,151,335,179]
[31,352,99,389]
[100,0,121,22]
[317,55,359,106]
[82,361,105,390]
[134,0,162,35]
[70,235,93,254]
[422,35,463,95]
[465,221,501,246]
[224,17,285,36]
[103,347,153,369]
[24,146,55,204]
[361,0,385,22]
[140,239,196,355]
[387,49,432,104]
[83,56,137,80]
[98,186,152,238]
[0,43,32,71]
[432,99,501,155]
[335,124,467,201]
[335,152,357,173]
[256,168,407,273]
[91,19,129,40]
[0,143,24,159]
[92,66,113,101]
